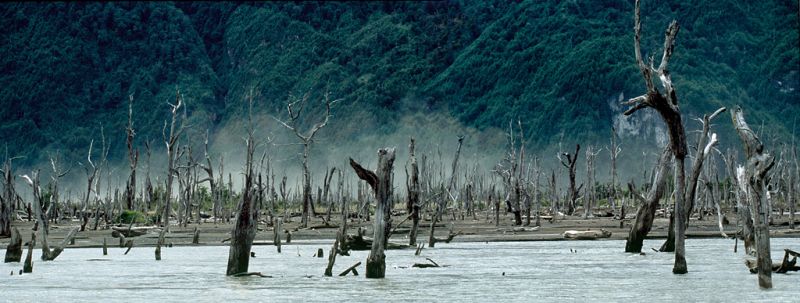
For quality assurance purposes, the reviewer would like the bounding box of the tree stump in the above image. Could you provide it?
[4,227,22,263]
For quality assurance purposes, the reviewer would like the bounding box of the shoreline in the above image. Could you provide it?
[2,213,799,249]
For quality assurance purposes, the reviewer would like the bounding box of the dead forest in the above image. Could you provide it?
[1,0,798,290]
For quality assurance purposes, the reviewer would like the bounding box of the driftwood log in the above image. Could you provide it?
[339,261,361,276]
[563,229,612,240]
[746,249,800,274]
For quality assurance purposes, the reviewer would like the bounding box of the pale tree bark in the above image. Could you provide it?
[21,172,78,261]
[609,126,622,211]
[162,89,186,228]
[663,107,726,250]
[4,227,22,262]
[584,146,600,219]
[623,0,688,274]
[731,106,775,289]
[275,92,337,228]
[349,148,395,279]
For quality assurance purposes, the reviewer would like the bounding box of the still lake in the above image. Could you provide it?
[1,238,798,302]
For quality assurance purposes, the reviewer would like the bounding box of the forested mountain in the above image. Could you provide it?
[1,1,797,166]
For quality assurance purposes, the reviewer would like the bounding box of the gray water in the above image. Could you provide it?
[1,238,798,302]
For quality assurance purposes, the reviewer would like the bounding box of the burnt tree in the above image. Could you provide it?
[349,148,395,279]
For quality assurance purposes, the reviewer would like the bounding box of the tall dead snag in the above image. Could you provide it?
[495,121,524,225]
[47,152,70,226]
[349,148,395,279]
[125,95,138,211]
[609,127,622,212]
[559,144,580,216]
[584,146,600,219]
[162,89,186,228]
[625,147,671,253]
[445,136,464,220]
[81,140,99,231]
[731,106,775,289]
[1,156,16,237]
[623,0,689,274]
[275,92,337,228]
[407,138,421,246]
[226,95,259,276]
[662,107,726,249]
[198,130,221,224]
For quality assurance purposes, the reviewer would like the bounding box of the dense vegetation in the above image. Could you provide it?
[0,1,797,166]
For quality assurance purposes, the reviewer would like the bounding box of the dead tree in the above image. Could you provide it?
[622,0,689,274]
[80,140,99,231]
[584,146,600,219]
[349,148,395,279]
[625,147,671,253]
[275,92,337,228]
[4,227,22,262]
[407,137,421,246]
[162,89,186,228]
[660,107,726,249]
[198,130,221,224]
[609,126,622,211]
[495,121,524,225]
[0,156,16,237]
[21,172,78,261]
[445,135,464,220]
[47,152,70,225]
[732,106,775,289]
[559,144,580,216]
[226,97,259,276]
[125,95,139,210]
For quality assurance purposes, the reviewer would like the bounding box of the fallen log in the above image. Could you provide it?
[341,233,410,251]
[412,258,441,269]
[123,239,134,255]
[562,229,612,240]
[745,249,800,273]
[111,226,153,238]
[232,272,272,278]
[339,261,361,276]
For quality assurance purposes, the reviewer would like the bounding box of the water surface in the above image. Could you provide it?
[2,238,798,302]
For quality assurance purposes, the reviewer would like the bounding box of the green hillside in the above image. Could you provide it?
[0,1,797,166]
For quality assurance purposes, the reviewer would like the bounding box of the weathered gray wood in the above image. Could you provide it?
[625,147,671,253]
[273,218,282,253]
[155,228,166,260]
[623,0,688,275]
[732,105,774,289]
[23,232,34,273]
[324,230,341,277]
[103,237,108,256]
[560,144,580,216]
[0,158,15,238]
[192,226,199,245]
[349,148,395,279]
[226,108,258,276]
[4,227,22,262]
[407,138,421,246]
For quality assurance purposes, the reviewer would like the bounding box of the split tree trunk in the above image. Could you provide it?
[732,106,775,289]
[349,148,395,279]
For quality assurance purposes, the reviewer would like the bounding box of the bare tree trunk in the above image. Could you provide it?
[560,145,580,216]
[349,148,395,279]
[407,138,421,246]
[1,158,15,237]
[625,148,671,253]
[125,95,138,211]
[4,227,22,262]
[163,90,185,228]
[226,97,259,276]
[623,0,689,274]
[732,106,775,289]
